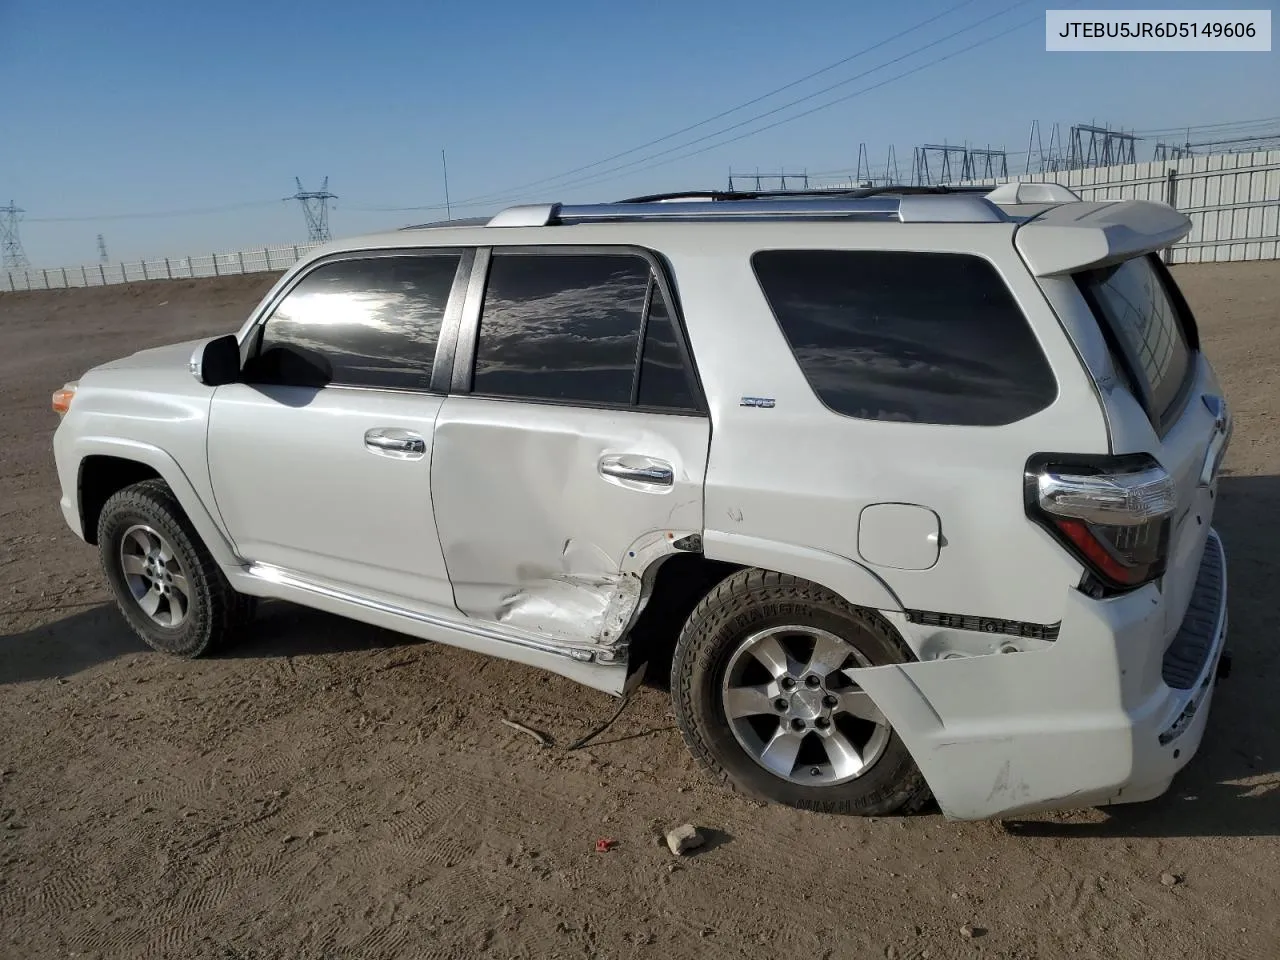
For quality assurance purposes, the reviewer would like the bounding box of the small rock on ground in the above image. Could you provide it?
[665,823,705,856]
[1161,872,1183,887]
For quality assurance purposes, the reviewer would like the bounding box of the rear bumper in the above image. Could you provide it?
[848,530,1229,820]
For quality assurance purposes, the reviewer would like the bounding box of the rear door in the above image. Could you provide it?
[1074,253,1227,634]
[430,246,710,649]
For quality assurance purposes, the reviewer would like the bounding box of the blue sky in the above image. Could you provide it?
[1,0,1276,266]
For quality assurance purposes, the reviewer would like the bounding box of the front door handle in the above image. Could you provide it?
[599,454,674,487]
[364,428,426,460]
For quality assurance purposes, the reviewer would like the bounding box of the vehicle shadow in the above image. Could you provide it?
[1002,472,1280,839]
[0,599,419,685]
[0,605,142,685]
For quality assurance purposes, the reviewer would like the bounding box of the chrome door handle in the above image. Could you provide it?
[364,428,426,460]
[599,454,674,487]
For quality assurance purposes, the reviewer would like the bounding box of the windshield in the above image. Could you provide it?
[1076,254,1195,427]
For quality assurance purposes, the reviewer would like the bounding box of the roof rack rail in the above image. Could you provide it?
[617,184,995,203]
[485,192,1008,227]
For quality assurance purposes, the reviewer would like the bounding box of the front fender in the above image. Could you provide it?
[65,436,241,570]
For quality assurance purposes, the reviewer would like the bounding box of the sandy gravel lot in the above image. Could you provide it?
[1,264,1277,960]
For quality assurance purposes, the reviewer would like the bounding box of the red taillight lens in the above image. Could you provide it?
[1027,454,1175,591]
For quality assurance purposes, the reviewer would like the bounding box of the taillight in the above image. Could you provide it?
[1026,453,1176,591]
[52,382,77,417]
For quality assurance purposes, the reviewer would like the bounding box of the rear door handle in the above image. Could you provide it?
[364,428,426,460]
[599,454,674,487]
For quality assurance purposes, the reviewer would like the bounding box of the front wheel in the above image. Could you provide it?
[98,479,255,657]
[670,569,930,815]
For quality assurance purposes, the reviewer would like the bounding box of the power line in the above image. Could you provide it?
[455,0,1035,209]
[444,0,987,208]
[27,199,280,223]
[498,6,1056,202]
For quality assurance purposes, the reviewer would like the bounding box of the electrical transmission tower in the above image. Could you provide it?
[727,170,809,192]
[97,234,109,263]
[1153,141,1195,162]
[1,201,29,269]
[912,145,968,185]
[1067,125,1140,169]
[287,177,337,243]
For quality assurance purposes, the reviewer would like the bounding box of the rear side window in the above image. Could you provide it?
[472,251,701,412]
[752,250,1057,426]
[1076,254,1193,427]
[247,254,461,390]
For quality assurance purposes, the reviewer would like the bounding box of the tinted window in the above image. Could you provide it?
[1077,255,1192,423]
[473,253,650,405]
[752,250,1057,426]
[637,283,698,411]
[248,254,460,390]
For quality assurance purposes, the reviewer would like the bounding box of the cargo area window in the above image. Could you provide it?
[471,250,702,413]
[1075,254,1195,431]
[752,249,1058,426]
[245,254,461,391]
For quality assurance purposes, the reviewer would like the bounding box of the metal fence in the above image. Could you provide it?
[961,149,1280,263]
[2,242,321,292]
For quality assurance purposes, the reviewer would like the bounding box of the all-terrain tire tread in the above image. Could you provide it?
[97,478,252,657]
[670,567,932,816]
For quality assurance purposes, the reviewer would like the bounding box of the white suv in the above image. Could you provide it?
[51,185,1231,820]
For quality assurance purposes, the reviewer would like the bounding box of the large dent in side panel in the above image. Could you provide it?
[846,586,1164,820]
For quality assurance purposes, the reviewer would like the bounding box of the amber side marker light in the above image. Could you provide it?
[52,382,77,417]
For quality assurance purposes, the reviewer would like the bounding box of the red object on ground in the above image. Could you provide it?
[595,838,617,853]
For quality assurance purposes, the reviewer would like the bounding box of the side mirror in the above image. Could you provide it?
[189,334,241,386]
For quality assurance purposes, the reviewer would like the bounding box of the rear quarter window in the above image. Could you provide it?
[1075,254,1194,430]
[751,250,1058,426]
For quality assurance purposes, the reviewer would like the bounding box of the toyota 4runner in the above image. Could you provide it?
[51,183,1232,820]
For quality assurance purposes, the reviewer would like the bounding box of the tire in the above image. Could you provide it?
[670,568,931,816]
[97,479,255,658]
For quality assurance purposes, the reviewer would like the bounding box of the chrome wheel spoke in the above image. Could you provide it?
[838,690,885,724]
[805,630,851,677]
[137,587,161,617]
[119,524,190,628]
[748,634,801,679]
[820,729,866,779]
[722,624,891,787]
[724,683,777,719]
[167,590,187,623]
[758,728,804,777]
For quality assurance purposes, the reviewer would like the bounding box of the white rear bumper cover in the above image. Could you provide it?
[847,530,1229,820]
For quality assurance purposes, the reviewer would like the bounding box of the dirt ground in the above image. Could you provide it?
[1,264,1277,960]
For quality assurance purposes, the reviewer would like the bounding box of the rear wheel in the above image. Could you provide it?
[98,479,255,657]
[671,569,930,815]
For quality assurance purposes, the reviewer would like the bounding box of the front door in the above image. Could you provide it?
[207,250,465,611]
[429,247,710,648]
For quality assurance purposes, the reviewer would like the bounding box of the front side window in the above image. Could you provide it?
[1076,254,1194,426]
[752,249,1058,426]
[472,251,700,411]
[247,254,461,390]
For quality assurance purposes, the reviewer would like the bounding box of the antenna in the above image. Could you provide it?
[1,201,29,269]
[441,150,452,220]
[287,177,337,243]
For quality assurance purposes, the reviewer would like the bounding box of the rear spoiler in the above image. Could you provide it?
[1012,199,1192,277]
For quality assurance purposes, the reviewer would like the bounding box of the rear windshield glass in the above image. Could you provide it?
[1076,255,1193,423]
